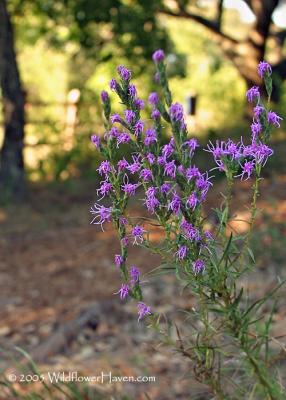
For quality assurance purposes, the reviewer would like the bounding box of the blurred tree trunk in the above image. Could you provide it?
[160,0,285,102]
[0,0,25,200]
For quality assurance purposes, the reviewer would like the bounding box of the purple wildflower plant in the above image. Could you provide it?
[90,54,279,337]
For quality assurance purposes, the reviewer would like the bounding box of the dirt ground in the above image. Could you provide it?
[0,175,286,399]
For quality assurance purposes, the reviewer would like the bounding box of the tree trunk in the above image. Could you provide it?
[0,0,25,200]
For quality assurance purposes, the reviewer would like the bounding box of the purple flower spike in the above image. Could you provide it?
[117,65,131,81]
[267,111,283,127]
[90,203,112,230]
[257,61,272,79]
[246,86,260,103]
[115,283,129,300]
[115,254,123,267]
[193,259,205,275]
[117,132,130,147]
[100,90,109,103]
[137,302,152,321]
[152,49,165,64]
[160,183,171,194]
[169,103,184,122]
[131,225,146,244]
[117,158,129,171]
[91,134,100,149]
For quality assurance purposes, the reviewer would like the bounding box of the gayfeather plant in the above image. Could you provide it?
[90,54,285,399]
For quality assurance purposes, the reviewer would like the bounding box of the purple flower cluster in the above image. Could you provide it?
[90,51,280,321]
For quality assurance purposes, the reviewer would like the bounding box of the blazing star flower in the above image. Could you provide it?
[134,120,144,136]
[193,259,205,274]
[164,160,177,178]
[110,114,121,124]
[160,183,171,194]
[134,98,145,109]
[90,203,112,229]
[109,79,118,91]
[196,173,212,197]
[127,157,141,174]
[125,109,136,125]
[128,84,137,98]
[117,158,129,171]
[253,105,265,119]
[246,86,260,103]
[146,152,156,165]
[97,160,112,176]
[205,231,214,241]
[186,166,201,181]
[169,103,184,122]
[237,160,255,180]
[115,254,123,267]
[97,181,113,198]
[117,65,131,81]
[148,92,159,106]
[100,90,109,103]
[152,49,165,63]
[225,140,242,160]
[181,221,200,241]
[121,236,129,247]
[168,192,181,214]
[140,168,152,182]
[178,165,185,175]
[186,193,198,210]
[131,225,146,244]
[119,216,128,226]
[115,283,129,300]
[117,132,130,146]
[251,121,262,138]
[130,266,140,285]
[157,156,166,166]
[252,143,274,166]
[91,134,100,149]
[144,128,157,146]
[162,141,174,159]
[151,109,161,120]
[176,245,188,260]
[267,111,283,127]
[257,61,272,78]
[137,302,151,321]
[183,138,199,155]
[144,187,160,213]
[121,181,138,196]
